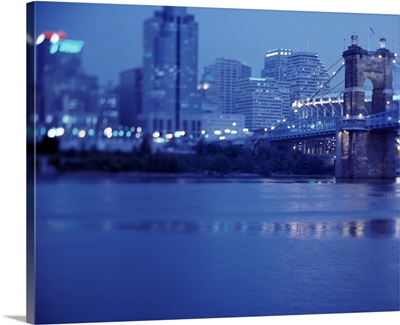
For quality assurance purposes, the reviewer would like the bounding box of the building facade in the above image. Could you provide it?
[203,57,251,115]
[286,51,330,103]
[261,48,292,81]
[118,67,143,129]
[234,77,288,131]
[201,113,246,142]
[197,73,220,113]
[141,6,202,138]
[98,87,120,132]
[261,48,292,118]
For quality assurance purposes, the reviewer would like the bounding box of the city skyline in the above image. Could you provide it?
[30,0,400,144]
[33,0,399,87]
[1,2,400,325]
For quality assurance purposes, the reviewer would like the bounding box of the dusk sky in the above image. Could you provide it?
[33,0,399,87]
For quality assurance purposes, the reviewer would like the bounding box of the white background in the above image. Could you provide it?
[0,0,399,324]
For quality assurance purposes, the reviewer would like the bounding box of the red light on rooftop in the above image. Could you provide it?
[43,31,67,39]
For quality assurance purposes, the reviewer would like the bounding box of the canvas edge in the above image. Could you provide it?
[26,1,36,324]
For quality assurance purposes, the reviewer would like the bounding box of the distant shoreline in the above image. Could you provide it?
[35,170,398,184]
[35,169,335,182]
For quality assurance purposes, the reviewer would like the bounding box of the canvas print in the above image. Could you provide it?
[26,0,400,324]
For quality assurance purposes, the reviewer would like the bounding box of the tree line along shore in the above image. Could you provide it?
[32,135,334,178]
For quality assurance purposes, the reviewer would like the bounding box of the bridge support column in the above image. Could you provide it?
[335,33,398,179]
[335,127,397,178]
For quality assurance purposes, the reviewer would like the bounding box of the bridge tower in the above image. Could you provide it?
[335,33,398,178]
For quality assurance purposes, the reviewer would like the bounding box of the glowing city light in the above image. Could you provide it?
[49,39,85,55]
[50,33,60,43]
[173,131,185,138]
[47,128,57,138]
[36,33,45,45]
[56,127,65,136]
[104,127,112,138]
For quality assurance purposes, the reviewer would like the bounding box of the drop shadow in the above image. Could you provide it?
[4,316,27,323]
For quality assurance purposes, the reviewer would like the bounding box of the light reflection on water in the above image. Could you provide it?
[34,176,400,323]
[44,217,400,239]
[38,175,400,240]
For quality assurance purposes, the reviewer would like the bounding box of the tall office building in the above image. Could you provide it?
[118,68,143,128]
[260,49,292,119]
[261,48,292,81]
[141,6,201,138]
[234,77,288,131]
[203,57,251,115]
[286,51,330,103]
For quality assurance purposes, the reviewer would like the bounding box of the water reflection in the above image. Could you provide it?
[44,217,400,239]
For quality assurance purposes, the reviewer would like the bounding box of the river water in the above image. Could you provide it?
[34,174,400,324]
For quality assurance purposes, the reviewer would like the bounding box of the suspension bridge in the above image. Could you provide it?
[253,33,399,178]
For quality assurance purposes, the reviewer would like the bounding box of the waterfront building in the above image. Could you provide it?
[141,6,202,138]
[201,113,246,142]
[234,77,288,131]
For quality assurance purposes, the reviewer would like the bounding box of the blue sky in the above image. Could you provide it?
[33,0,399,87]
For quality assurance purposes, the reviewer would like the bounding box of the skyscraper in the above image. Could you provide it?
[260,49,292,119]
[118,67,143,128]
[203,57,251,115]
[286,51,330,103]
[141,6,201,138]
[261,48,292,81]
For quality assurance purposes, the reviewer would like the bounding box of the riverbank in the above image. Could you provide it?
[34,139,335,179]
[35,169,337,185]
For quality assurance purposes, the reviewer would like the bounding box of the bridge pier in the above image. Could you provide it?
[335,32,398,179]
[335,127,398,178]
